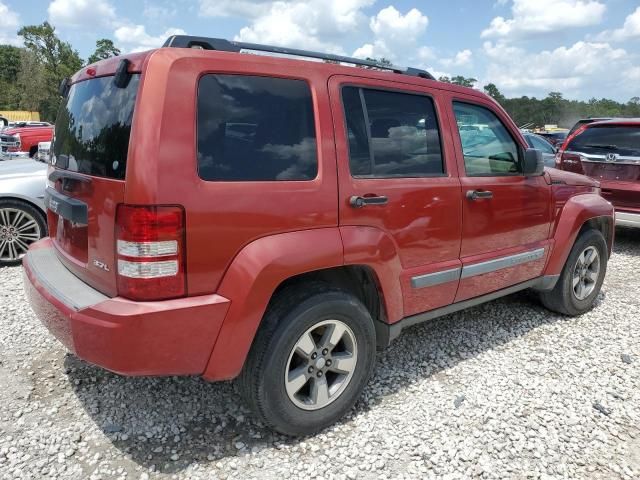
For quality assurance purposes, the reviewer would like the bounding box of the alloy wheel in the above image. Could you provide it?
[285,319,358,411]
[0,207,42,262]
[572,246,600,300]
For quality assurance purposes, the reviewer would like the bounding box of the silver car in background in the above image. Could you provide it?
[523,133,557,168]
[0,158,48,266]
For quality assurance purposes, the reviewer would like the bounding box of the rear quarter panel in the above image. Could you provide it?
[125,49,339,296]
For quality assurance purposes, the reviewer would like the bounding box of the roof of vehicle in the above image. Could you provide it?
[0,158,48,177]
[73,36,497,107]
[2,125,54,135]
[585,118,640,127]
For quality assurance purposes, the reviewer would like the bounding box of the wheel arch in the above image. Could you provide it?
[202,227,399,381]
[0,194,46,217]
[545,193,614,276]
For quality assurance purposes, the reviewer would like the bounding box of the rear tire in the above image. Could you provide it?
[540,229,607,316]
[0,199,47,266]
[239,283,376,436]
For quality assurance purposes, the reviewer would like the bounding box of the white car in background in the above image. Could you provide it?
[37,141,51,163]
[0,158,48,266]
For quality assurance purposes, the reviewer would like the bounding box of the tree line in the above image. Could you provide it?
[439,76,640,129]
[0,22,119,122]
[1,24,639,126]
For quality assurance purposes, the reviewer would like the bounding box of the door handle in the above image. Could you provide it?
[466,190,493,200]
[349,195,389,208]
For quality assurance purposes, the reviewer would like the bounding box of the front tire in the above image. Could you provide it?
[540,229,608,316]
[239,284,376,436]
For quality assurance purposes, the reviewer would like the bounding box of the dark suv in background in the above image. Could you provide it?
[557,119,640,227]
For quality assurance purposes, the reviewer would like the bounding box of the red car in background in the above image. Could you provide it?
[557,119,640,228]
[0,123,53,160]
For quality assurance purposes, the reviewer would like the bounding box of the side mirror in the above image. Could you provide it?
[523,148,545,176]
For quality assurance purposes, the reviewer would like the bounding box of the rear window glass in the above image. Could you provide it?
[342,86,444,177]
[197,75,317,181]
[53,74,139,180]
[567,125,640,156]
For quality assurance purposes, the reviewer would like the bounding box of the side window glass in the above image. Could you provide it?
[197,75,317,181]
[530,135,555,154]
[453,102,520,176]
[342,86,444,178]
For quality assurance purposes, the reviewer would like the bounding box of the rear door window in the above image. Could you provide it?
[567,125,640,157]
[342,86,444,177]
[53,74,140,180]
[197,75,317,181]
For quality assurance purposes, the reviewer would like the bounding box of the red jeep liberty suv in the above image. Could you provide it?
[23,36,614,436]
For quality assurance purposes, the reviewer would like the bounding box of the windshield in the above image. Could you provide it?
[52,74,140,179]
[567,125,640,157]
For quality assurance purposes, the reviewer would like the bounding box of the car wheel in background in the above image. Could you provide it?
[0,199,47,266]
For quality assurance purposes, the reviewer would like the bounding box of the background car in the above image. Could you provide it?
[0,123,53,160]
[557,119,640,228]
[538,131,568,148]
[523,132,557,167]
[567,117,614,137]
[37,141,51,163]
[0,158,48,266]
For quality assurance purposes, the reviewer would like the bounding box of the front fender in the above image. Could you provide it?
[202,228,343,381]
[545,193,614,276]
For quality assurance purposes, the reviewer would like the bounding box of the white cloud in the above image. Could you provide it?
[0,1,21,45]
[595,6,640,41]
[353,6,429,62]
[235,0,374,54]
[48,0,116,28]
[114,25,186,53]
[440,49,473,68]
[483,40,631,96]
[482,0,606,39]
[143,2,178,20]
[369,6,428,45]
[199,0,273,18]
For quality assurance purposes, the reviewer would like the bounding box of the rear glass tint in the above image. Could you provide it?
[53,74,139,180]
[197,75,317,181]
[568,125,640,156]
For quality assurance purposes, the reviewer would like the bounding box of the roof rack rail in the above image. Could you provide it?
[163,35,435,81]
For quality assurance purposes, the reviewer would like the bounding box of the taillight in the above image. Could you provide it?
[115,205,186,301]
[559,152,584,174]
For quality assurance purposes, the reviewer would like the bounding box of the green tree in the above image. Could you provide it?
[451,75,477,88]
[0,45,22,109]
[18,22,83,121]
[16,50,47,112]
[439,75,477,88]
[87,38,121,64]
[483,83,505,104]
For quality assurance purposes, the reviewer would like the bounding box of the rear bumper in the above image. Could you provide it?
[616,211,640,228]
[22,238,230,376]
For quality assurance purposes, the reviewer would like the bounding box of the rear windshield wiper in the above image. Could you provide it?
[584,144,618,150]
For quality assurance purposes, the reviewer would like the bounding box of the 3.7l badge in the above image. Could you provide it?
[92,260,110,272]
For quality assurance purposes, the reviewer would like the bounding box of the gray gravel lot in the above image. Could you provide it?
[1,227,639,479]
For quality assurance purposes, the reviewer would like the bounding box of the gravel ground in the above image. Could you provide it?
[0,227,638,480]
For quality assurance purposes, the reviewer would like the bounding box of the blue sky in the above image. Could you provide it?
[1,0,639,101]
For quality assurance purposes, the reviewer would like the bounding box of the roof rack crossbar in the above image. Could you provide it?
[163,35,435,80]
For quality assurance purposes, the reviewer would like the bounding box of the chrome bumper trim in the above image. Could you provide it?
[616,211,640,228]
